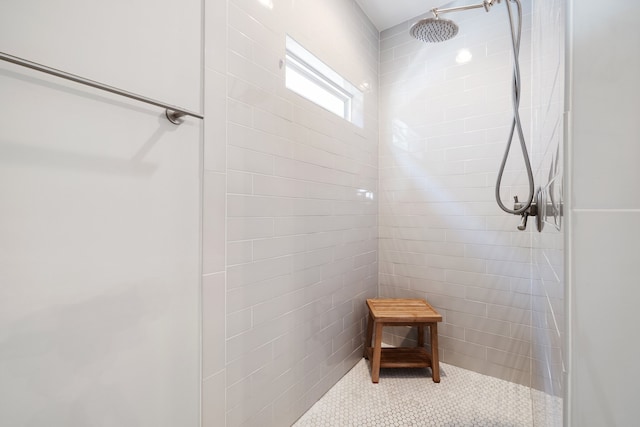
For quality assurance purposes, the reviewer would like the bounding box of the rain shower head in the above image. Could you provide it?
[410,1,501,43]
[410,17,459,43]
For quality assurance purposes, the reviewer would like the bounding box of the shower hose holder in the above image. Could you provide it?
[514,188,563,232]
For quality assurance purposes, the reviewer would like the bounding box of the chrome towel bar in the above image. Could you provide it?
[0,51,203,125]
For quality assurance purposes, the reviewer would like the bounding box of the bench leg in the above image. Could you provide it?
[430,322,440,383]
[417,325,424,348]
[364,312,373,358]
[371,322,383,383]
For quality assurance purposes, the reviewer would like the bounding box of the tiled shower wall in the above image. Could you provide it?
[530,0,565,425]
[379,1,566,423]
[378,2,535,386]
[202,1,380,426]
[201,0,566,425]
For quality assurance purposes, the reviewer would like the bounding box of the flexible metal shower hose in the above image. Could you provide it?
[494,0,535,215]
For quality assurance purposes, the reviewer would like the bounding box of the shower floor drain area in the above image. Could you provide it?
[293,359,537,426]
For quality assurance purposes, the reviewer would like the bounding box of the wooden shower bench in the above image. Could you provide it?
[364,298,442,383]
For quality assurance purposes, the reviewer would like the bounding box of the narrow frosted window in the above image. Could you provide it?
[285,35,362,125]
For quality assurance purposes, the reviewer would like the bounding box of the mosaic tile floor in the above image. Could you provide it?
[293,359,533,426]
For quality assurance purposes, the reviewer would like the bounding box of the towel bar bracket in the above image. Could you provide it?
[166,109,187,125]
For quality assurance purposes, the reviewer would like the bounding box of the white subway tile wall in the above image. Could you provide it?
[379,1,565,425]
[202,0,380,426]
[378,1,536,387]
[202,0,566,425]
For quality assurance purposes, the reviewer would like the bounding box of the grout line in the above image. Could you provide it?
[572,209,640,213]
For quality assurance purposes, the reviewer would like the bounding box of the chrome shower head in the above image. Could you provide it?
[410,17,459,43]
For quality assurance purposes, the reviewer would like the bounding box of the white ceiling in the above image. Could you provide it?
[355,0,441,31]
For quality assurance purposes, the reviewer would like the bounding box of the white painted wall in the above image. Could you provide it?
[568,2,640,426]
[0,0,202,111]
[0,1,202,426]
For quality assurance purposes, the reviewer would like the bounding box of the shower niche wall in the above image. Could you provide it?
[378,0,565,425]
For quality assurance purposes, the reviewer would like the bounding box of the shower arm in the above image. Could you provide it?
[432,0,500,18]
